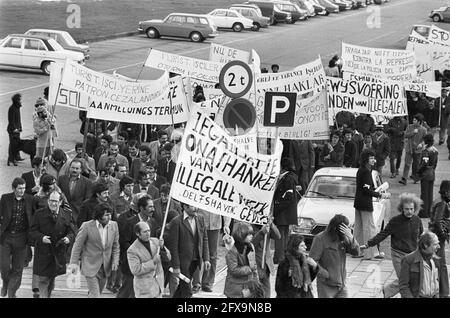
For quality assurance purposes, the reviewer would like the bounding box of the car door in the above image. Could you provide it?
[183,16,197,38]
[0,36,23,66]
[211,10,228,28]
[162,15,178,37]
[22,38,47,68]
[443,8,450,22]
[226,10,240,28]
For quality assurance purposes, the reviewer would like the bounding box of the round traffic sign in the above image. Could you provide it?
[223,98,256,135]
[219,60,253,99]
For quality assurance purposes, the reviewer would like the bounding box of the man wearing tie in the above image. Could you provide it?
[166,203,210,298]
[69,203,120,298]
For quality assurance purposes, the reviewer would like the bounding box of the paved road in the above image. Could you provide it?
[1,0,450,298]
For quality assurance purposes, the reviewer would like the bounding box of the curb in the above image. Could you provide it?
[79,31,140,44]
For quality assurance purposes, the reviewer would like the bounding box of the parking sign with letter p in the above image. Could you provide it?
[263,92,297,127]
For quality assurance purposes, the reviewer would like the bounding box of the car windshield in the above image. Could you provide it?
[413,26,429,38]
[306,176,356,199]
[47,38,64,51]
[59,32,78,46]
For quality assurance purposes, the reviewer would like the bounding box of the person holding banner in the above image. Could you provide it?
[223,222,257,298]
[273,158,299,264]
[33,105,56,159]
[399,114,427,185]
[166,203,210,298]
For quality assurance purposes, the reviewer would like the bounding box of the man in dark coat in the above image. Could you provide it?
[289,140,315,194]
[132,170,160,200]
[343,129,358,168]
[158,143,176,184]
[273,158,299,264]
[57,159,92,224]
[386,116,408,178]
[22,157,45,195]
[439,89,450,145]
[353,150,390,260]
[371,124,391,176]
[355,113,375,135]
[28,191,76,298]
[7,93,23,165]
[0,177,35,298]
[321,131,344,167]
[129,145,151,181]
[165,203,210,298]
[77,182,116,228]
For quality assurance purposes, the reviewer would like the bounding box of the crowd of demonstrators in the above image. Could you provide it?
[3,67,450,300]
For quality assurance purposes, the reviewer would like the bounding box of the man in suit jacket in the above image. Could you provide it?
[157,143,176,183]
[132,170,159,200]
[97,142,129,172]
[399,231,447,298]
[148,130,168,162]
[57,159,92,223]
[0,177,35,298]
[22,157,45,195]
[117,195,159,298]
[127,222,170,298]
[129,145,151,181]
[165,203,210,298]
[289,140,315,194]
[147,164,167,191]
[69,203,120,298]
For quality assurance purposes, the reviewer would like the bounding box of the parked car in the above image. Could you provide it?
[138,13,218,42]
[303,0,329,15]
[246,0,292,24]
[229,4,271,31]
[315,0,339,13]
[410,24,430,39]
[292,0,316,17]
[24,29,89,60]
[273,0,308,22]
[207,9,254,32]
[0,34,85,75]
[290,167,390,246]
[330,0,352,11]
[430,6,450,23]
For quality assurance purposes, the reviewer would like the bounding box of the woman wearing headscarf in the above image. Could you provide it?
[275,234,319,298]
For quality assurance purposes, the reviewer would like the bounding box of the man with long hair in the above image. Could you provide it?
[309,214,360,298]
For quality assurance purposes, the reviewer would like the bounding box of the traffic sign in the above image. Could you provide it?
[219,60,253,99]
[222,98,256,134]
[263,92,297,127]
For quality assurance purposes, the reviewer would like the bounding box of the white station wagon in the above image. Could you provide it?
[207,9,254,32]
[0,34,85,75]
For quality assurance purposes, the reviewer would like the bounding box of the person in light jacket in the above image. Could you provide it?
[127,222,171,298]
[33,105,56,158]
[309,214,360,298]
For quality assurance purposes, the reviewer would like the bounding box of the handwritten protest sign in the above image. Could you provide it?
[327,76,407,117]
[252,57,329,140]
[60,60,189,124]
[432,44,450,73]
[209,43,250,64]
[405,32,434,81]
[342,43,417,81]
[171,111,282,225]
[145,49,224,82]
[429,25,450,47]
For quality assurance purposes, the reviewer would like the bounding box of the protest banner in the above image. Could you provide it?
[171,111,282,225]
[144,49,224,82]
[341,42,417,81]
[406,30,430,50]
[49,62,89,110]
[209,43,250,64]
[432,43,450,73]
[231,133,258,153]
[405,32,434,81]
[60,60,189,124]
[253,57,329,140]
[429,25,450,47]
[327,76,407,117]
[404,81,441,98]
[251,49,261,74]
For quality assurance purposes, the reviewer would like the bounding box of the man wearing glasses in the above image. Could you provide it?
[29,191,76,298]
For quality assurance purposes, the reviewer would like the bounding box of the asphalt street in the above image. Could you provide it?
[0,0,450,298]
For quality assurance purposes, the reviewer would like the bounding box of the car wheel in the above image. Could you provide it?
[41,61,51,76]
[432,15,441,23]
[190,32,203,42]
[146,27,159,39]
[232,23,243,32]
[251,23,260,31]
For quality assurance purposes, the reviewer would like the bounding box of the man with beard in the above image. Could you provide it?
[29,191,76,298]
[77,182,116,228]
[7,93,23,166]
